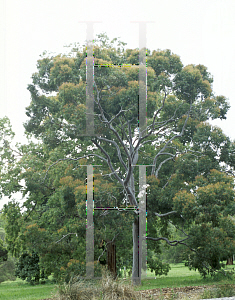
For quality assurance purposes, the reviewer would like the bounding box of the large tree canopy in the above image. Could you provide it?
[0,34,234,284]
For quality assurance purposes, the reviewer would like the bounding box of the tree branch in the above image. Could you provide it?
[155,156,175,178]
[94,81,131,161]
[91,139,124,186]
[168,220,190,238]
[146,236,190,246]
[96,136,127,172]
[151,104,192,176]
[42,153,107,183]
[154,211,177,217]
[55,233,78,244]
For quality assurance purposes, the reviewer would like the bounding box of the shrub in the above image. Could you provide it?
[15,251,47,284]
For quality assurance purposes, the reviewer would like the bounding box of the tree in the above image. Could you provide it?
[0,239,7,263]
[0,257,16,283]
[0,213,16,283]
[173,169,235,277]
[15,251,47,284]
[0,34,231,284]
[1,201,23,257]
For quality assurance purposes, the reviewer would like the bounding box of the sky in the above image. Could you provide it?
[0,0,235,208]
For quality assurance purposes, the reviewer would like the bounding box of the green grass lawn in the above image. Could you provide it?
[119,263,235,291]
[136,263,235,291]
[0,263,234,299]
[0,279,55,300]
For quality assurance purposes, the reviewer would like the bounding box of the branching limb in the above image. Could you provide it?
[141,135,163,146]
[147,231,223,276]
[107,105,133,125]
[125,185,138,207]
[134,107,179,152]
[96,136,127,172]
[93,85,139,206]
[156,152,176,157]
[146,236,190,246]
[149,91,167,133]
[101,168,122,182]
[91,139,124,186]
[42,154,108,183]
[154,211,177,217]
[6,144,23,158]
[155,156,175,178]
[151,103,192,176]
[168,220,190,237]
[94,81,131,161]
[55,233,77,244]
[162,174,173,189]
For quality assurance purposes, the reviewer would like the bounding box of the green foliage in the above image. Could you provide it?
[147,49,183,92]
[0,117,19,198]
[15,251,47,285]
[159,224,187,264]
[0,214,4,226]
[2,201,22,257]
[0,228,5,243]
[0,217,16,284]
[0,239,8,263]
[185,223,233,277]
[173,64,213,103]
[0,256,16,283]
[161,244,186,264]
[147,249,170,276]
[173,169,235,277]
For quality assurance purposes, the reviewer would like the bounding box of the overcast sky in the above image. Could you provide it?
[0,0,235,208]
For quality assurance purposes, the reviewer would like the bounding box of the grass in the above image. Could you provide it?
[135,263,235,291]
[0,278,55,300]
[0,263,234,299]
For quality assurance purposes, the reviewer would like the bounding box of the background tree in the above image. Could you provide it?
[0,213,16,283]
[173,169,235,277]
[0,238,7,263]
[14,251,47,285]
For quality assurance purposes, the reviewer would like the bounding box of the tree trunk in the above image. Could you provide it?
[107,240,117,278]
[226,257,233,265]
[132,216,141,285]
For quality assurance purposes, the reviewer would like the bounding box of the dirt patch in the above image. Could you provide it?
[41,286,206,299]
[41,285,235,299]
[137,285,213,299]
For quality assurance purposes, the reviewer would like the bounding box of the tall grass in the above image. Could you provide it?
[54,267,146,300]
[201,284,235,299]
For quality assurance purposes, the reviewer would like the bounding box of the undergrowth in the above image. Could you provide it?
[200,284,235,299]
[53,267,147,300]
